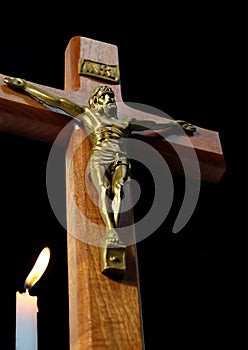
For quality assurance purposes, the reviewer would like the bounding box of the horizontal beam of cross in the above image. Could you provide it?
[0,74,225,183]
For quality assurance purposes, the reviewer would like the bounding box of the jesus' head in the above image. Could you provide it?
[89,85,118,119]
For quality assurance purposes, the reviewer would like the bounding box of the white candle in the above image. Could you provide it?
[16,290,38,350]
[16,247,50,350]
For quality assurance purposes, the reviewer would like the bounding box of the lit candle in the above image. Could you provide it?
[16,247,50,350]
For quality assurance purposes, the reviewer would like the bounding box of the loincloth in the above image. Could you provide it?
[88,142,131,183]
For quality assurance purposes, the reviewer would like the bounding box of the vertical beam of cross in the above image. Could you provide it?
[64,36,144,349]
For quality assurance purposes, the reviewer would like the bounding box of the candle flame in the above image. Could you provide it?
[24,247,50,290]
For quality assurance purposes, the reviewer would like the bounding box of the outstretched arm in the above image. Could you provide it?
[129,116,196,135]
[4,76,87,118]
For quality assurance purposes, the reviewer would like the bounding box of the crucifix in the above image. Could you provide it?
[0,36,226,349]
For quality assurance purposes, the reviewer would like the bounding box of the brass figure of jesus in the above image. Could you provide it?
[4,77,196,275]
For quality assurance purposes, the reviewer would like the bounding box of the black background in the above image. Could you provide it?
[0,2,245,350]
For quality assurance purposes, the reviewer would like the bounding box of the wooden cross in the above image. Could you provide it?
[0,36,226,349]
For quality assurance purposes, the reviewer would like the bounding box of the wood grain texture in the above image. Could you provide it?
[65,36,144,349]
[0,35,226,349]
[0,71,225,182]
[65,36,123,101]
[0,36,226,183]
[66,127,144,349]
[0,73,88,143]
